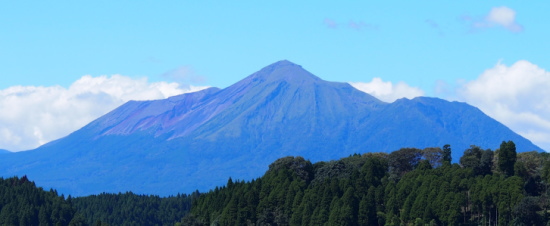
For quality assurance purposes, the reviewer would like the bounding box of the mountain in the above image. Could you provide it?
[0,60,543,196]
[0,149,11,154]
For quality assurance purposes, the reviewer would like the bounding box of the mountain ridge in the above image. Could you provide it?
[0,60,543,196]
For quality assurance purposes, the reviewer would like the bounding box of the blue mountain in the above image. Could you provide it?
[0,60,543,196]
[0,149,11,154]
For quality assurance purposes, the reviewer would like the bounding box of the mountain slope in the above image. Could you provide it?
[356,97,536,153]
[0,60,543,196]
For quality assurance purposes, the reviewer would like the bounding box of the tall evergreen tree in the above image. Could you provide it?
[498,141,517,176]
[479,149,494,176]
[185,146,550,225]
[442,144,452,164]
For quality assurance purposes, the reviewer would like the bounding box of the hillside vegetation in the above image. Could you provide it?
[2,141,550,225]
[3,60,541,197]
[0,176,195,226]
[0,176,83,225]
[72,192,197,225]
[183,141,550,225]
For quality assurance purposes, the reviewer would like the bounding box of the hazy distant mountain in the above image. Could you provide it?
[0,60,542,196]
[0,149,11,154]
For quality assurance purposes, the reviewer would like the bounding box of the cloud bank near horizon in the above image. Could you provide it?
[349,79,425,103]
[351,60,550,152]
[457,60,550,152]
[0,75,207,152]
[2,60,549,153]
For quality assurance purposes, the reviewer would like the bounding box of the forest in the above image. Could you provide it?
[0,176,195,225]
[0,176,82,225]
[183,141,550,226]
[2,141,550,225]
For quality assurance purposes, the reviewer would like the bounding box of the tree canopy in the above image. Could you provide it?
[183,143,550,225]
[2,141,549,226]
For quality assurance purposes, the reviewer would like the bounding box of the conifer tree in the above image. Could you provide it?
[442,144,452,164]
[498,141,517,176]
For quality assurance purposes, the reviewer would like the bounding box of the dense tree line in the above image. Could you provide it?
[0,176,85,225]
[0,176,196,226]
[2,141,550,225]
[184,141,550,225]
[72,191,197,226]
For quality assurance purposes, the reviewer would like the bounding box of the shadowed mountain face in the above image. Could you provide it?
[0,60,543,196]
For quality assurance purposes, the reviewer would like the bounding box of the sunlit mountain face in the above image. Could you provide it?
[0,60,542,196]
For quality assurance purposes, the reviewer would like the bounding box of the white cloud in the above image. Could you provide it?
[349,78,424,103]
[0,75,208,152]
[467,6,524,33]
[457,60,550,151]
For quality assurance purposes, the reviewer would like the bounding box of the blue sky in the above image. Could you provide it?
[1,1,548,91]
[1,1,550,151]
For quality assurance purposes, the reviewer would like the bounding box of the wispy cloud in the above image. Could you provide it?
[143,56,162,64]
[323,18,338,29]
[348,21,378,31]
[0,75,208,151]
[323,18,378,31]
[349,60,550,152]
[425,19,439,29]
[463,6,524,33]
[425,19,445,36]
[162,66,207,84]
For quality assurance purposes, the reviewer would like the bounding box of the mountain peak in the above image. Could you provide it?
[1,60,543,196]
[248,60,320,84]
[268,59,299,68]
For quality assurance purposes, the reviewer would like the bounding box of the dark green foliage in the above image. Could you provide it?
[422,147,443,168]
[311,154,368,185]
[388,148,422,177]
[443,144,452,164]
[460,145,494,176]
[72,191,197,226]
[543,159,550,183]
[185,143,550,225]
[361,155,387,188]
[480,149,494,175]
[460,145,482,171]
[358,186,377,225]
[5,142,550,225]
[267,156,313,179]
[416,159,433,170]
[512,196,543,225]
[499,140,517,176]
[0,176,80,226]
[0,176,196,226]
